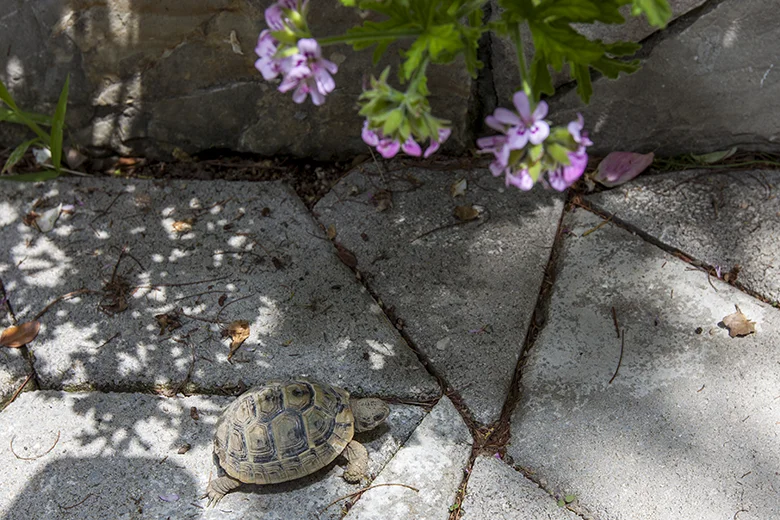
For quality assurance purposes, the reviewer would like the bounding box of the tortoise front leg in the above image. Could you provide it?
[203,475,242,506]
[342,440,369,484]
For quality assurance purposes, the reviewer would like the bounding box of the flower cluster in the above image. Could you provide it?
[254,0,338,106]
[477,91,591,191]
[362,122,451,159]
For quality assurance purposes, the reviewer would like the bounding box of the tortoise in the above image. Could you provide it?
[204,379,390,504]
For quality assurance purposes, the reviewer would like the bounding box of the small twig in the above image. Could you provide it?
[2,372,34,411]
[411,221,469,243]
[706,270,718,292]
[608,331,625,385]
[611,307,620,338]
[34,288,93,321]
[215,294,253,320]
[173,290,226,302]
[10,430,61,460]
[91,191,126,223]
[582,216,613,237]
[97,332,120,349]
[321,483,419,513]
[133,276,229,290]
[697,384,705,393]
[60,493,94,510]
[42,163,90,177]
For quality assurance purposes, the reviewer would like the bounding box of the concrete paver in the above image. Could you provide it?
[315,164,563,424]
[0,390,427,520]
[0,348,30,406]
[588,170,780,304]
[509,208,780,520]
[0,178,437,399]
[344,396,472,520]
[460,456,579,520]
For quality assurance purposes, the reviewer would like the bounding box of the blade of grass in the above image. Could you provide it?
[2,138,41,173]
[0,107,53,126]
[0,81,50,144]
[49,75,70,172]
[0,170,61,182]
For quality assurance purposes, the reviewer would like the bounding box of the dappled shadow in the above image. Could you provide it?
[509,207,780,519]
[313,161,564,425]
[588,170,780,305]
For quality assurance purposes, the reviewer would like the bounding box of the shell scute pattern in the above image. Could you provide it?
[214,379,355,485]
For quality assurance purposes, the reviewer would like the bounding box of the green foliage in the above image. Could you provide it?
[0,75,69,181]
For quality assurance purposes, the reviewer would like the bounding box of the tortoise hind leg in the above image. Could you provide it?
[342,440,369,484]
[203,475,242,506]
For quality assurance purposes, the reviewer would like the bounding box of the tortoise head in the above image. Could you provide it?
[351,398,390,432]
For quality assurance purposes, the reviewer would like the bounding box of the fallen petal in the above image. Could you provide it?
[722,305,756,338]
[0,321,41,348]
[594,151,654,187]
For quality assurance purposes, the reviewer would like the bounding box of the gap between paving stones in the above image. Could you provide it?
[574,193,780,310]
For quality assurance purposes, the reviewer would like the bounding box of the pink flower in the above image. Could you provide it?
[423,128,451,158]
[254,30,284,81]
[548,149,588,191]
[376,138,401,158]
[277,39,337,106]
[402,137,422,157]
[506,169,534,191]
[506,91,550,149]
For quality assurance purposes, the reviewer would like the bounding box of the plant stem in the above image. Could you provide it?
[318,28,422,47]
[510,22,532,99]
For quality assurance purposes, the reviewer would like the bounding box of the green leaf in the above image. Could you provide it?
[402,37,428,81]
[538,1,602,23]
[50,75,70,172]
[0,107,53,126]
[632,0,672,28]
[572,63,593,103]
[0,80,21,111]
[564,494,576,503]
[427,24,463,59]
[603,40,641,57]
[372,40,391,65]
[0,170,61,182]
[547,143,571,165]
[339,0,356,6]
[382,109,404,135]
[530,56,555,99]
[3,138,41,174]
[691,147,738,164]
[591,56,640,79]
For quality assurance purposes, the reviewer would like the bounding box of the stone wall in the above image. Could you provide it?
[0,0,777,160]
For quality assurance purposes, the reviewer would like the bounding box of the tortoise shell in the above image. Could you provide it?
[213,379,354,485]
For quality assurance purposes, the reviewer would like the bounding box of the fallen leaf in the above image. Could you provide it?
[335,243,357,268]
[372,190,393,212]
[177,443,191,454]
[155,313,182,335]
[0,321,41,347]
[172,218,194,233]
[593,151,654,187]
[226,30,243,55]
[450,178,467,198]
[65,148,87,170]
[218,294,227,306]
[691,147,737,164]
[190,406,200,421]
[722,305,756,338]
[326,224,337,240]
[22,211,40,228]
[453,205,479,222]
[35,204,63,233]
[723,264,741,283]
[172,148,192,162]
[224,320,250,360]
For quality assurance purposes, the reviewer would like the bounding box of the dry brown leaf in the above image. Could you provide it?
[155,313,182,336]
[454,205,479,222]
[450,178,467,198]
[326,224,337,240]
[225,320,250,360]
[373,190,393,212]
[722,305,756,338]
[0,321,41,347]
[335,243,358,268]
[172,218,194,233]
[218,294,227,306]
[177,443,191,454]
[190,406,200,421]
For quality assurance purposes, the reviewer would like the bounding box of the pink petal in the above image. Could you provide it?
[377,139,400,159]
[512,91,531,121]
[532,100,548,121]
[402,137,422,157]
[264,5,284,30]
[362,121,379,146]
[485,115,506,132]
[493,107,521,127]
[507,126,529,149]
[528,120,550,145]
[594,151,654,187]
[506,170,534,191]
[297,38,321,59]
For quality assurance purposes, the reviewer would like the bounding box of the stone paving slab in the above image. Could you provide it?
[0,390,427,520]
[0,178,437,400]
[587,170,780,305]
[314,163,563,424]
[0,348,30,406]
[509,208,780,520]
[344,396,472,520]
[460,456,579,520]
